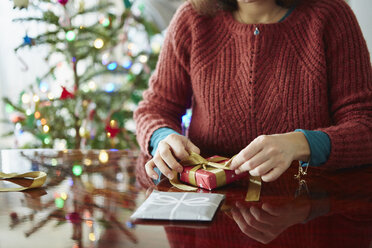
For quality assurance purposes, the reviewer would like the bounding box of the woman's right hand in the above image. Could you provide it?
[145,134,200,180]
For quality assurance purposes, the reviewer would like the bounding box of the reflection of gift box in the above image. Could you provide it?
[178,153,248,190]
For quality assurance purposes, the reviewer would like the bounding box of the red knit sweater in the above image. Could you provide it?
[134,0,372,174]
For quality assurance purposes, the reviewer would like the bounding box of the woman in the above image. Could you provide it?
[134,0,372,185]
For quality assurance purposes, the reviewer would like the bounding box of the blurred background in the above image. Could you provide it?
[0,0,370,149]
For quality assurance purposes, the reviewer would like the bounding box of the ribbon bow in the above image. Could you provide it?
[0,171,47,192]
[169,152,235,191]
[180,152,233,171]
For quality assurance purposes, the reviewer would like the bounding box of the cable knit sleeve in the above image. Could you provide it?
[316,0,372,169]
[133,2,194,156]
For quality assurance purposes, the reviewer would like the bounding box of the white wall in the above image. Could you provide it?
[349,0,372,57]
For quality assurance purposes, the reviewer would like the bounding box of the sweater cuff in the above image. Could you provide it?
[294,129,331,167]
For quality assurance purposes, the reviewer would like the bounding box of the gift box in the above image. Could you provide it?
[176,153,248,190]
[130,190,224,221]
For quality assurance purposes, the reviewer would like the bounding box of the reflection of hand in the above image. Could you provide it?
[230,132,310,182]
[145,134,200,180]
[231,199,311,244]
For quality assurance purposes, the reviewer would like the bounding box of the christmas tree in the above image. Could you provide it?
[2,0,162,149]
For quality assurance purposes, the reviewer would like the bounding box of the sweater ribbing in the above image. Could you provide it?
[134,0,372,175]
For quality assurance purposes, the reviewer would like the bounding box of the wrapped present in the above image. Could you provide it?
[130,190,224,221]
[170,152,249,191]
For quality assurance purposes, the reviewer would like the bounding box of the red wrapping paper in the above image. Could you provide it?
[179,157,248,190]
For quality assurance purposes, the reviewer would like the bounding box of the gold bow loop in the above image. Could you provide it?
[179,152,233,171]
[0,171,47,192]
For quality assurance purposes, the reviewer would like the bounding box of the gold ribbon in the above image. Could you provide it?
[169,152,232,191]
[246,176,261,202]
[0,171,47,192]
[169,152,261,201]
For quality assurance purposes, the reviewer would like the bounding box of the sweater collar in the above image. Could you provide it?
[221,4,300,35]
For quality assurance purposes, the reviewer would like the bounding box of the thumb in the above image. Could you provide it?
[185,139,200,154]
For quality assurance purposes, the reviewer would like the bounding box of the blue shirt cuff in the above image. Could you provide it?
[149,127,180,184]
[294,129,331,167]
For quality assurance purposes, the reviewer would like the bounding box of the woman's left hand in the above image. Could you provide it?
[230,132,310,182]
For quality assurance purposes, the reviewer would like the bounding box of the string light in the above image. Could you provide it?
[79,127,85,137]
[47,93,54,100]
[89,233,96,241]
[34,111,41,119]
[127,43,135,50]
[22,93,31,104]
[72,164,83,176]
[88,81,97,91]
[99,150,109,163]
[99,17,110,27]
[83,158,92,166]
[66,31,76,41]
[61,192,68,200]
[101,53,110,65]
[104,83,115,93]
[122,59,132,69]
[5,104,14,113]
[43,125,50,133]
[55,198,64,208]
[32,95,40,102]
[110,120,117,128]
[151,42,161,54]
[51,159,58,166]
[39,81,49,92]
[93,38,104,49]
[182,109,192,129]
[107,62,117,71]
[44,137,51,144]
[138,55,148,63]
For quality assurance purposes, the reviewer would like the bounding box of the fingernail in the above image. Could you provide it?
[167,173,174,180]
[152,174,158,180]
[177,168,183,173]
[235,169,240,175]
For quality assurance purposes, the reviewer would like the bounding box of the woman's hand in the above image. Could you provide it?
[230,132,310,182]
[145,134,200,180]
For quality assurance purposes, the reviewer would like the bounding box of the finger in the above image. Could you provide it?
[166,136,190,160]
[238,203,271,233]
[145,186,154,198]
[231,207,268,243]
[261,203,282,217]
[158,142,183,173]
[261,167,283,182]
[185,139,200,154]
[250,205,276,225]
[230,136,265,170]
[153,155,174,180]
[249,159,274,177]
[145,160,159,180]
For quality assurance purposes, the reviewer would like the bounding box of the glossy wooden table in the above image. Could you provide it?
[0,149,371,248]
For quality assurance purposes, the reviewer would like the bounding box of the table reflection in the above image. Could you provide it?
[1,150,372,248]
[140,152,372,247]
